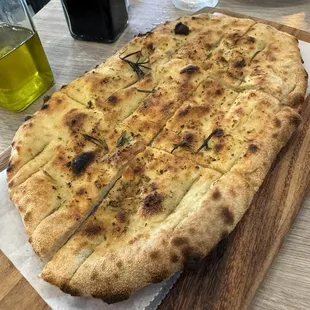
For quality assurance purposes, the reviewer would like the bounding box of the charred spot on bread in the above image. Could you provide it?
[291,94,305,107]
[61,284,81,296]
[172,236,188,247]
[150,269,169,283]
[215,88,224,96]
[248,144,259,153]
[76,188,87,195]
[136,30,153,38]
[149,250,160,260]
[115,211,127,223]
[84,224,103,237]
[184,132,194,143]
[174,22,190,35]
[212,188,221,200]
[289,113,301,127]
[72,152,95,175]
[104,293,130,304]
[214,143,223,153]
[233,58,246,68]
[90,270,99,280]
[170,253,179,263]
[142,192,163,216]
[65,111,87,129]
[146,42,155,51]
[274,118,282,128]
[228,32,241,43]
[23,211,32,223]
[108,95,118,104]
[116,261,123,268]
[24,115,32,122]
[178,105,191,116]
[222,206,234,225]
[8,180,14,188]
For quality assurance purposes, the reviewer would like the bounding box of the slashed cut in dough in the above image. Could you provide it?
[41,147,212,295]
[7,12,306,303]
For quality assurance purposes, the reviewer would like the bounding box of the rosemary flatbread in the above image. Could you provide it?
[7,12,307,303]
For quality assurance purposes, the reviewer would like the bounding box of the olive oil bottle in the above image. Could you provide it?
[0,24,54,112]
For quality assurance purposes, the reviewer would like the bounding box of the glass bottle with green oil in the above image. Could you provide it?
[0,1,54,112]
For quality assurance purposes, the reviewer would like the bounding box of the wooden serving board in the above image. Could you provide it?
[159,9,310,310]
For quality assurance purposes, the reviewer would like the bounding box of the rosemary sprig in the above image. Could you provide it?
[171,140,190,153]
[119,50,151,80]
[116,131,129,147]
[81,133,109,153]
[136,89,154,93]
[196,128,224,153]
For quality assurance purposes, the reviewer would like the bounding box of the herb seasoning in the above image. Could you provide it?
[196,128,224,153]
[119,50,151,80]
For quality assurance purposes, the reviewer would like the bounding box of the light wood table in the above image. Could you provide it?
[1,0,310,309]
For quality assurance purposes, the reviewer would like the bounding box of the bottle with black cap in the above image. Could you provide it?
[61,0,128,43]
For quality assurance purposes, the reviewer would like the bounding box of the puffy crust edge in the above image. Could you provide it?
[42,171,254,302]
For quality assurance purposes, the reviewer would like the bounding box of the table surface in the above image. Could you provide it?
[1,0,310,309]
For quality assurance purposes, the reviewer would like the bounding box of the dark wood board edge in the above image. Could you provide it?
[159,94,310,310]
[197,7,310,43]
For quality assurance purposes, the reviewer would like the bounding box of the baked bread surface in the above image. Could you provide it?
[7,13,307,302]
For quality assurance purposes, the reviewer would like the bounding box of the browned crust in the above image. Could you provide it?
[231,106,302,190]
[6,11,307,303]
[43,171,253,301]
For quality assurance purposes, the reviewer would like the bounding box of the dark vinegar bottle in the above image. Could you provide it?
[61,0,128,43]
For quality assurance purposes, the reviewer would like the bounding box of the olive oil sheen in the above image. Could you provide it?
[0,24,54,111]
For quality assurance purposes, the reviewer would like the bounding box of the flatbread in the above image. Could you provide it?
[7,12,306,302]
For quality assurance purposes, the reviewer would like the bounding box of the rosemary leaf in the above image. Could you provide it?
[81,133,109,153]
[196,128,224,153]
[116,131,128,147]
[119,50,151,80]
[136,89,154,93]
[171,140,191,153]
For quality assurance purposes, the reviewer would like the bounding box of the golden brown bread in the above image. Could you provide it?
[7,12,307,302]
[42,168,252,302]
[41,147,212,293]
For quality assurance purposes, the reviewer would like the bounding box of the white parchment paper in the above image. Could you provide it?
[300,40,310,92]
[1,40,309,310]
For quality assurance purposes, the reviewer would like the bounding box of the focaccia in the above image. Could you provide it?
[7,12,307,303]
